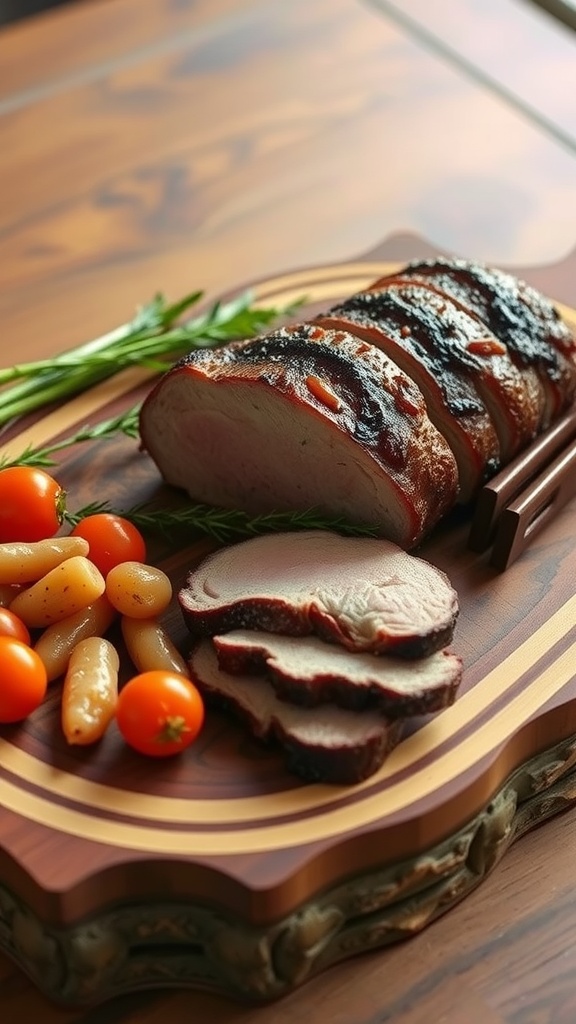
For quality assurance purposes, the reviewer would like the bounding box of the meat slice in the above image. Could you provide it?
[375,257,576,424]
[139,323,459,549]
[213,629,463,715]
[190,640,402,784]
[321,280,544,470]
[179,530,459,657]
[370,271,548,430]
[317,297,500,502]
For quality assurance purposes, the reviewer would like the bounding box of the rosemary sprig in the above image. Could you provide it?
[65,502,377,544]
[0,406,141,468]
[0,290,303,428]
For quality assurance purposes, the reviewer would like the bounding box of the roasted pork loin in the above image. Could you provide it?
[179,530,459,657]
[319,281,547,492]
[139,256,576,785]
[140,256,576,548]
[375,257,576,424]
[140,323,458,548]
[317,286,503,501]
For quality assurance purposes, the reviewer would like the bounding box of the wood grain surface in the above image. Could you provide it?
[1,0,576,1019]
[2,0,576,369]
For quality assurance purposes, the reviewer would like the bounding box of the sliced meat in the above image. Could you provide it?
[139,323,459,549]
[140,254,573,552]
[179,530,459,657]
[213,629,463,715]
[317,301,500,502]
[374,257,576,424]
[371,271,548,430]
[190,640,402,785]
[321,281,544,468]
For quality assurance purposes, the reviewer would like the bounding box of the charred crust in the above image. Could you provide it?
[262,673,458,717]
[323,298,487,419]
[282,724,402,785]
[179,595,311,639]
[399,257,576,378]
[178,324,427,471]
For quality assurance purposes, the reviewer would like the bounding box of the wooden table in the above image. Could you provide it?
[1,0,576,1020]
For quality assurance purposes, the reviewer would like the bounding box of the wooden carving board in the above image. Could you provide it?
[1,235,576,1006]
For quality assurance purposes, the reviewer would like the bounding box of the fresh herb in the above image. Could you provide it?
[0,290,303,428]
[65,501,377,544]
[0,407,141,469]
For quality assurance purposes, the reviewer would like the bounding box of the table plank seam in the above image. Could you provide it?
[360,0,576,154]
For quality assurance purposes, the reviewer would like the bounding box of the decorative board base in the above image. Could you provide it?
[2,733,575,1005]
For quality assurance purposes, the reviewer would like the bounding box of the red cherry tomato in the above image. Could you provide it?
[0,608,31,646]
[70,514,147,577]
[116,671,204,757]
[0,637,48,722]
[0,467,65,543]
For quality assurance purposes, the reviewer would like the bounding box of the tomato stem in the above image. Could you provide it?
[156,716,191,745]
[56,487,68,528]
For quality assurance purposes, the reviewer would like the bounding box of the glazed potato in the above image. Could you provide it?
[10,555,106,627]
[121,615,189,676]
[0,536,89,585]
[34,594,117,682]
[105,561,172,618]
[62,636,120,745]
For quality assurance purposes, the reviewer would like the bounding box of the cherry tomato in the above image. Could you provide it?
[0,467,65,543]
[116,671,204,757]
[0,637,48,723]
[70,514,147,577]
[0,608,31,646]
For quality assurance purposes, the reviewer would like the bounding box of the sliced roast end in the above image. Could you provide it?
[281,724,402,785]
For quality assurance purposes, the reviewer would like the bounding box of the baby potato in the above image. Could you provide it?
[0,536,89,585]
[121,615,189,676]
[105,561,172,618]
[34,594,117,682]
[62,636,120,745]
[10,555,106,628]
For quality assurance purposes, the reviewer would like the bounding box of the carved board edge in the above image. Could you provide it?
[1,732,575,1007]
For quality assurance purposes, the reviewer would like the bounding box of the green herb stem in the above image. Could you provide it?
[0,406,141,468]
[0,289,303,428]
[65,501,377,544]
